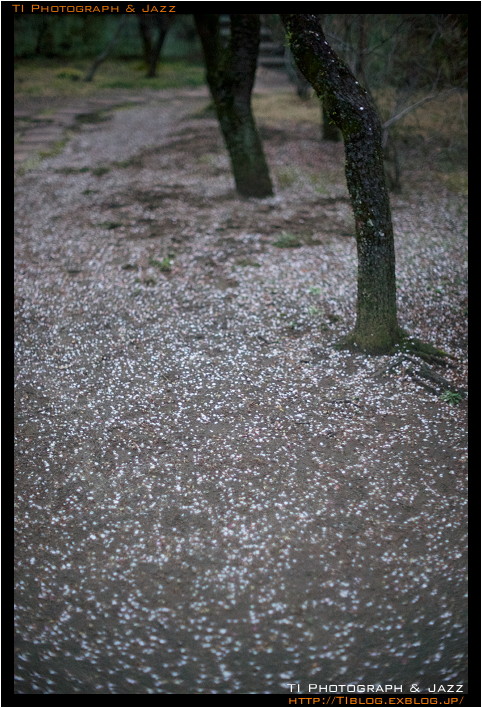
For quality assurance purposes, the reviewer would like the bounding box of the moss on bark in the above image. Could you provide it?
[195,14,273,198]
[281,14,403,354]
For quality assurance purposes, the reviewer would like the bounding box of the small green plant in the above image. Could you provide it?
[134,277,156,286]
[308,286,322,295]
[99,221,122,230]
[276,167,299,188]
[91,166,110,177]
[308,306,322,317]
[439,391,463,405]
[149,256,173,273]
[57,166,90,174]
[112,157,143,169]
[38,138,68,159]
[273,232,302,248]
[15,155,42,176]
[236,258,261,267]
[75,111,109,124]
[56,69,83,81]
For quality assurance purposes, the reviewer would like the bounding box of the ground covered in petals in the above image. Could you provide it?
[14,79,467,695]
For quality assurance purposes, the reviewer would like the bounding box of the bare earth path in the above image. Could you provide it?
[14,80,468,696]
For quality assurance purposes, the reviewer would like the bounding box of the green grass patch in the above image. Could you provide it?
[308,306,323,317]
[38,138,69,159]
[112,157,143,169]
[149,256,173,272]
[439,391,463,405]
[236,259,261,268]
[273,232,322,249]
[253,92,321,128]
[16,155,42,176]
[437,170,468,196]
[276,168,298,188]
[57,166,91,174]
[56,69,84,82]
[14,58,205,99]
[273,232,302,248]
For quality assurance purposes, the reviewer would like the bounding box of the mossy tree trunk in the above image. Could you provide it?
[281,13,403,354]
[321,101,341,141]
[194,14,273,198]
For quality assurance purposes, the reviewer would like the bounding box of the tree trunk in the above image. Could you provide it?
[84,16,127,82]
[138,15,174,78]
[321,101,341,141]
[284,46,312,99]
[138,15,154,66]
[281,13,403,354]
[194,14,273,198]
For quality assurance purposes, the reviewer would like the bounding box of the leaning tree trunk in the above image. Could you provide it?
[281,13,404,354]
[194,14,273,198]
[84,16,127,82]
[321,101,341,141]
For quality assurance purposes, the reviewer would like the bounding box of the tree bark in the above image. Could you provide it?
[138,15,174,78]
[138,15,154,68]
[281,13,403,354]
[321,101,341,141]
[84,16,127,82]
[194,14,273,198]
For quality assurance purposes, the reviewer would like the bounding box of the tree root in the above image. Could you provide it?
[338,329,464,398]
[375,348,465,398]
[406,363,464,397]
[397,335,457,367]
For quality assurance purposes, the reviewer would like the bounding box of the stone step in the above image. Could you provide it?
[21,127,61,136]
[14,150,34,161]
[53,107,92,116]
[259,41,284,56]
[20,133,60,144]
[258,56,286,68]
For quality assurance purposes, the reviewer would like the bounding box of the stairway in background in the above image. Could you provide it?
[218,15,286,70]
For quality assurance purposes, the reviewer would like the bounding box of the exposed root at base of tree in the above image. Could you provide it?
[338,331,464,399]
[383,355,463,396]
[397,335,457,367]
[374,341,465,399]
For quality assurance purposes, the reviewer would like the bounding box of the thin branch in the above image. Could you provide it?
[382,94,437,130]
[382,88,458,132]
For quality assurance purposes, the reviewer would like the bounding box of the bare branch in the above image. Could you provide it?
[382,88,458,132]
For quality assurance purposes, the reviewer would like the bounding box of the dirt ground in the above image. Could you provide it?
[14,75,468,696]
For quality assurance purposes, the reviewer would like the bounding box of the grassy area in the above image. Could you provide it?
[14,57,206,99]
[253,91,321,128]
[252,88,467,195]
[14,58,467,196]
[253,88,467,152]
